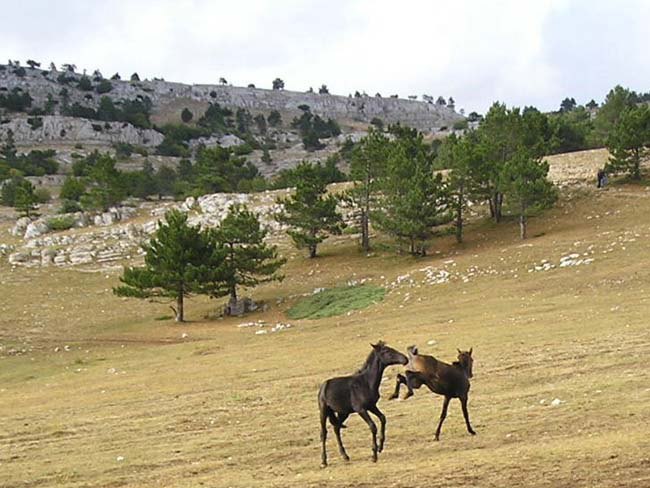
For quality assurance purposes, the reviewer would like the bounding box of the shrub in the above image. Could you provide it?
[181,108,193,123]
[48,215,75,231]
[59,199,82,214]
[27,117,43,130]
[34,187,51,203]
[95,79,113,94]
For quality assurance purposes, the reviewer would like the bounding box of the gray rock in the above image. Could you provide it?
[24,219,50,239]
[11,217,32,237]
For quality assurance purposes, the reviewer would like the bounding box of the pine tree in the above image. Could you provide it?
[347,127,389,251]
[438,133,477,244]
[13,178,39,218]
[275,162,345,258]
[501,152,557,239]
[1,129,17,164]
[113,210,223,322]
[80,153,126,211]
[207,204,285,309]
[606,105,650,180]
[374,128,451,255]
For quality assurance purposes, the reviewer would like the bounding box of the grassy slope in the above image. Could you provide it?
[2,178,650,487]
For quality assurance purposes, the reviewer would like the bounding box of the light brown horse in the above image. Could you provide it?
[389,346,476,441]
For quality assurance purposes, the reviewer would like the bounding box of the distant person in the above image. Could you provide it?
[597,169,606,188]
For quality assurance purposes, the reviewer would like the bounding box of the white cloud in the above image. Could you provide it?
[1,0,647,113]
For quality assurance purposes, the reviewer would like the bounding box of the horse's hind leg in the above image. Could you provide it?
[368,405,386,453]
[358,409,379,462]
[388,373,406,400]
[332,413,350,461]
[434,396,451,441]
[319,404,329,467]
[460,395,476,436]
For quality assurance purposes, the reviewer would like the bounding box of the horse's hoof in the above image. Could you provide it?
[320,462,328,469]
[434,436,440,442]
[343,455,350,462]
[469,430,477,436]
[404,392,413,399]
[388,394,397,401]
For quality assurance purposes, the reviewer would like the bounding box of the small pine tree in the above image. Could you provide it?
[268,110,282,127]
[59,176,86,201]
[275,163,345,258]
[13,178,39,218]
[181,107,193,123]
[605,105,650,180]
[113,210,223,322]
[501,152,557,239]
[272,78,285,90]
[207,204,285,309]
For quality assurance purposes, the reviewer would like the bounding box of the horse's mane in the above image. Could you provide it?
[355,342,385,374]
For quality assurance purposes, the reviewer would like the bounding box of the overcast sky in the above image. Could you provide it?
[2,0,649,113]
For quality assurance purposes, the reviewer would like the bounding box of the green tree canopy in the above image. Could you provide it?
[275,162,345,258]
[207,204,285,307]
[605,105,650,180]
[114,210,223,322]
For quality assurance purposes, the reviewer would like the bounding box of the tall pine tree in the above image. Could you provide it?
[347,127,389,251]
[114,210,223,322]
[207,204,285,310]
[275,162,344,258]
[501,152,557,239]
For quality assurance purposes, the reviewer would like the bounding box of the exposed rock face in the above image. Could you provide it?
[0,116,163,147]
[1,66,462,131]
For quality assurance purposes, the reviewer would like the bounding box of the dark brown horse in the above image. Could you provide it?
[318,342,408,467]
[389,346,476,441]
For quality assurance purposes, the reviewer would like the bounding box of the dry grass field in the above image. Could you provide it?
[2,163,650,486]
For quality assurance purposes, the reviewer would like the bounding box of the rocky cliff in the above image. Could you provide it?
[0,65,462,131]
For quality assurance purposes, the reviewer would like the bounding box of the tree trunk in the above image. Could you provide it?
[456,186,463,244]
[229,285,238,307]
[633,149,641,180]
[520,203,527,240]
[361,209,369,252]
[493,193,503,223]
[309,243,317,258]
[175,291,184,322]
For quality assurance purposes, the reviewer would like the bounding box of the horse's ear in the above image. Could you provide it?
[457,348,462,354]
[469,347,473,355]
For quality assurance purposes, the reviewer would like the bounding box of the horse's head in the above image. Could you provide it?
[457,348,474,378]
[372,341,408,366]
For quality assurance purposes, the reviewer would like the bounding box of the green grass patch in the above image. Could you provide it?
[287,284,385,319]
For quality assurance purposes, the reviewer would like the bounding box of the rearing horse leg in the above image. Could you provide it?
[358,409,379,462]
[332,413,350,461]
[460,395,476,436]
[368,405,387,453]
[434,396,451,441]
[388,373,406,400]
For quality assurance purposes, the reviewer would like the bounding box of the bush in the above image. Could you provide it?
[59,199,82,214]
[48,215,75,231]
[453,119,469,130]
[181,108,193,123]
[60,177,86,201]
[27,117,43,130]
[34,187,51,203]
[95,79,113,94]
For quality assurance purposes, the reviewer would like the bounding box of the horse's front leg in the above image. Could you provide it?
[403,371,426,399]
[460,395,476,436]
[388,373,406,400]
[434,396,451,441]
[358,409,378,462]
[368,405,386,453]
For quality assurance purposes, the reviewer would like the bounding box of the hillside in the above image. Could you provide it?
[1,150,649,487]
[0,64,462,178]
